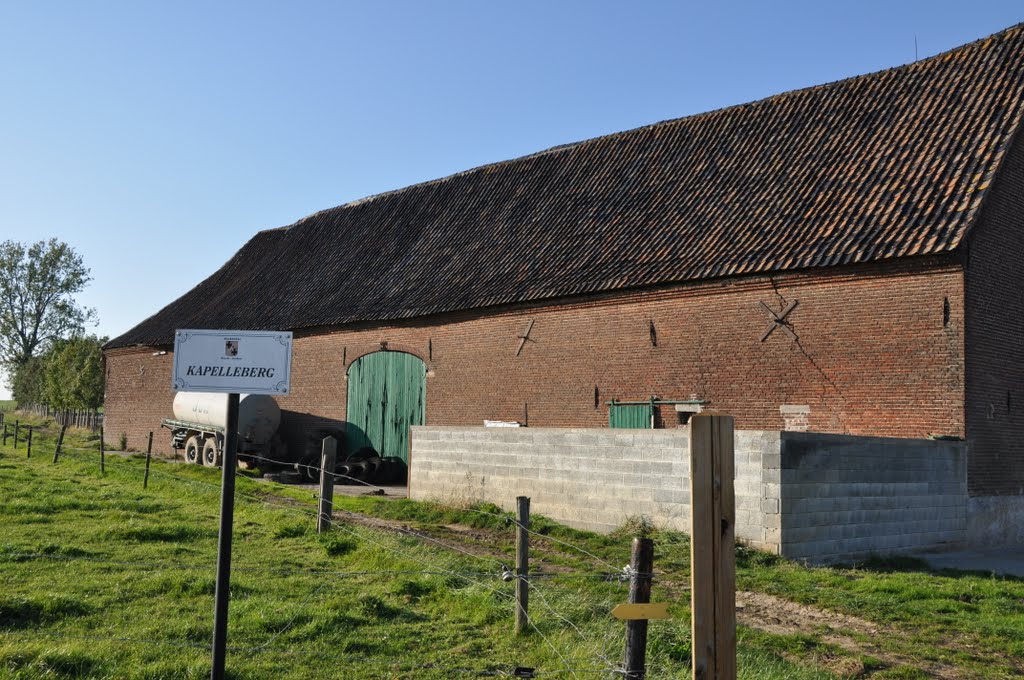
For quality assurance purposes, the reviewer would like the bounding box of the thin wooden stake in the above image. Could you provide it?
[144,432,153,489]
[26,427,32,458]
[13,420,19,449]
[624,537,655,680]
[515,496,530,635]
[317,436,337,533]
[2,423,7,446]
[52,424,67,464]
[689,414,737,680]
[99,426,105,474]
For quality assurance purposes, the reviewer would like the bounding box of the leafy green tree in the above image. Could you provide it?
[10,355,46,404]
[43,336,106,412]
[0,239,96,374]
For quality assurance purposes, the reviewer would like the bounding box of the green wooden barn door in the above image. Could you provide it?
[609,400,654,428]
[346,351,426,462]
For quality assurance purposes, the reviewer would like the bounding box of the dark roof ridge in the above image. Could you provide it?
[261,21,1024,236]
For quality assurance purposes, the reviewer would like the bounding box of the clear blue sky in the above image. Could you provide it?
[1,1,1022,398]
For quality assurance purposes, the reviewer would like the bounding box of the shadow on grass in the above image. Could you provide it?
[107,524,217,543]
[0,649,105,678]
[0,596,92,630]
[840,554,1024,582]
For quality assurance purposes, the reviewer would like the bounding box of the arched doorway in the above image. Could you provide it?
[345,350,426,463]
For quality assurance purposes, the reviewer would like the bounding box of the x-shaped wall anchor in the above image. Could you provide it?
[759,300,799,341]
[516,319,535,356]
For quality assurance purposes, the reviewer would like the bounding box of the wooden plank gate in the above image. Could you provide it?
[345,351,426,462]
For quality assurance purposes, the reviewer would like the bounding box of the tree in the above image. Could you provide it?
[43,336,106,412]
[0,239,96,373]
[10,355,46,404]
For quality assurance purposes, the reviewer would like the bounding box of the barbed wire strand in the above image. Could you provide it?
[526,577,621,673]
[244,579,333,654]
[0,552,502,579]
[244,449,626,574]
[314,516,589,677]
[464,507,623,573]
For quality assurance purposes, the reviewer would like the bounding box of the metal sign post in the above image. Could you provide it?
[211,393,239,680]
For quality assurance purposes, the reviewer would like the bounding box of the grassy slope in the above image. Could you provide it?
[0,415,1021,679]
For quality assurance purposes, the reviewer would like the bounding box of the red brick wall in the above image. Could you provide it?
[964,132,1024,497]
[105,259,965,463]
[103,348,175,453]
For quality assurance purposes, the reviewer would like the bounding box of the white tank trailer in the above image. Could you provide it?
[161,392,283,468]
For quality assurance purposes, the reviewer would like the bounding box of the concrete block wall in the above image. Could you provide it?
[411,426,773,538]
[410,427,694,534]
[778,432,968,562]
[736,430,783,552]
[411,426,969,563]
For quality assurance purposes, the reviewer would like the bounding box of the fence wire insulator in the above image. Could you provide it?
[619,565,635,582]
[500,564,515,582]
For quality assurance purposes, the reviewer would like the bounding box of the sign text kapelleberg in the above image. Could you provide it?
[172,329,293,395]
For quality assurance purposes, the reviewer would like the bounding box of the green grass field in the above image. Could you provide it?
[0,414,1022,679]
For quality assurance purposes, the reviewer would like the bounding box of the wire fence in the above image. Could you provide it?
[6,404,103,430]
[0,421,682,679]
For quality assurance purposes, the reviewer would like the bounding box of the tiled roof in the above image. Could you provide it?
[108,24,1024,349]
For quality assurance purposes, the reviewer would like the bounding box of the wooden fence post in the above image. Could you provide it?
[317,436,337,533]
[689,413,737,680]
[99,426,105,474]
[13,421,19,450]
[624,537,655,679]
[26,427,32,458]
[2,423,7,447]
[515,496,530,635]
[144,432,153,489]
[52,424,67,464]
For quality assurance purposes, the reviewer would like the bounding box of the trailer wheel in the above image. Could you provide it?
[347,460,369,482]
[295,453,320,482]
[184,436,202,465]
[202,438,222,468]
[362,455,382,482]
[346,446,377,463]
[332,462,350,484]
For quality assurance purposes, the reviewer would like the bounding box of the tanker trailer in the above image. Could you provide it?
[161,392,283,467]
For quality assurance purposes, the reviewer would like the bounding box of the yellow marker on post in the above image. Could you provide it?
[612,603,671,620]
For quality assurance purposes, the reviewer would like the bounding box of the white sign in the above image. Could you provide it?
[172,329,293,395]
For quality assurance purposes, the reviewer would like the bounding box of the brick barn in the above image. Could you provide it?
[105,25,1024,540]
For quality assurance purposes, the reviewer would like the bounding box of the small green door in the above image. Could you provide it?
[609,400,653,428]
[346,351,426,462]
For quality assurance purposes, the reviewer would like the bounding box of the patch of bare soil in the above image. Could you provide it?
[737,591,964,679]
[335,512,509,563]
